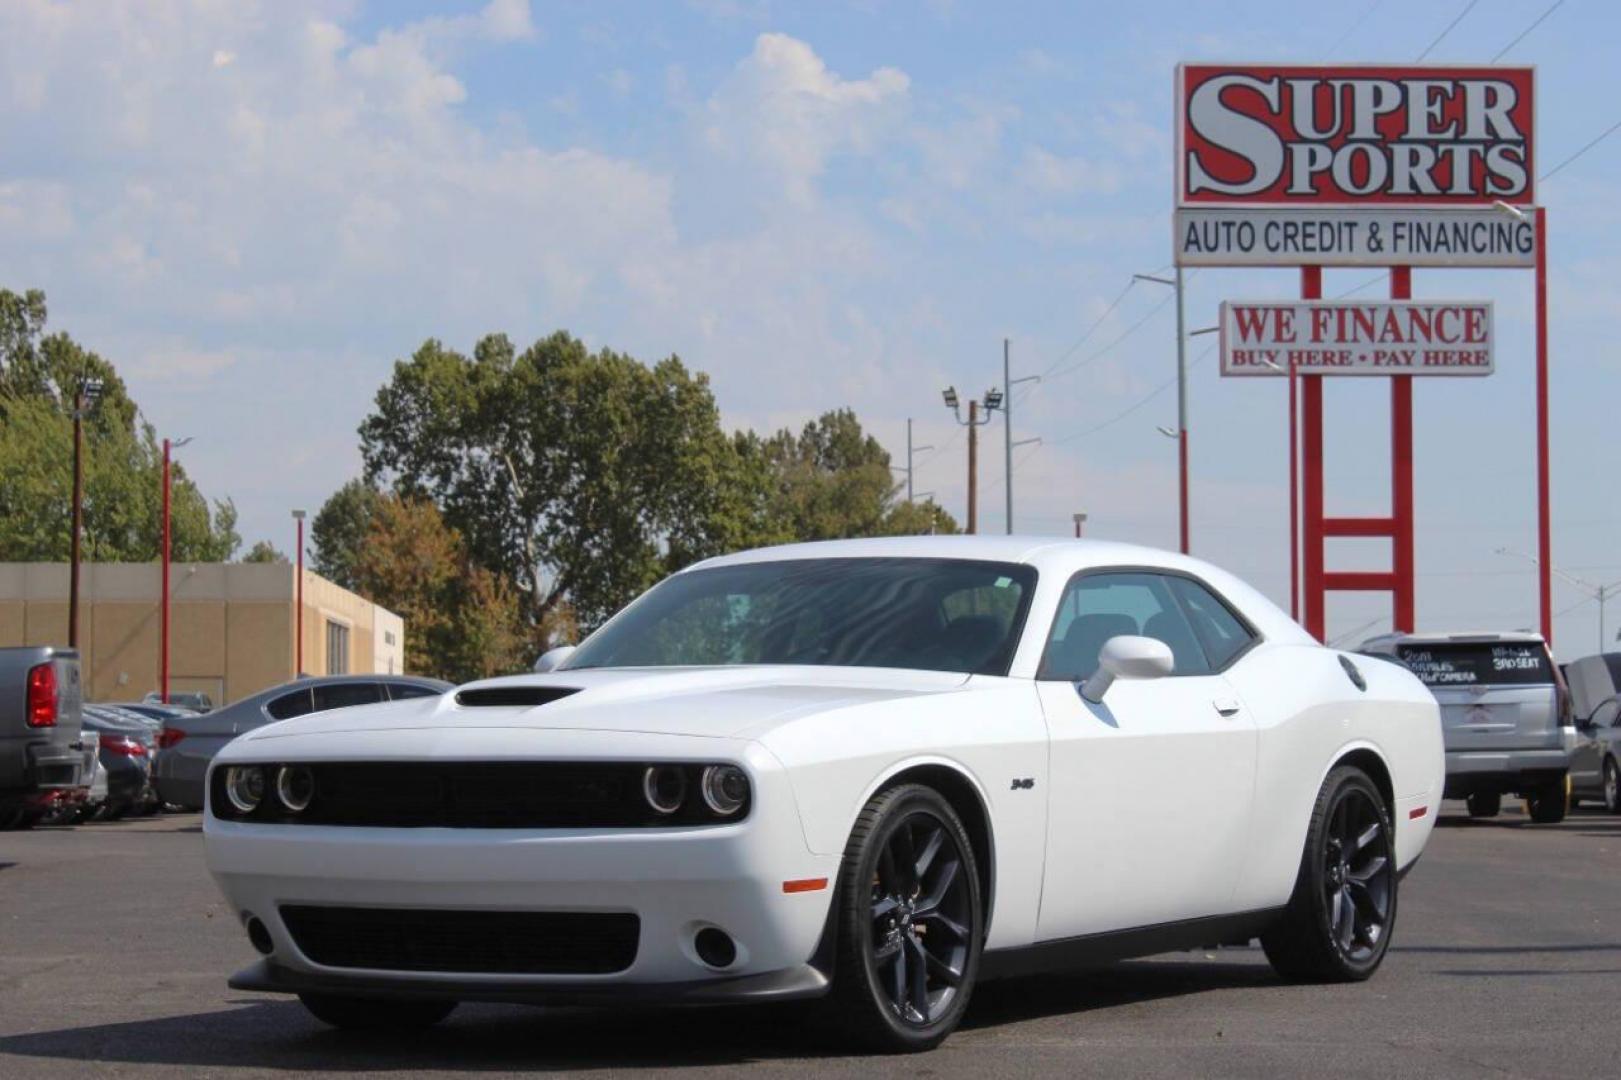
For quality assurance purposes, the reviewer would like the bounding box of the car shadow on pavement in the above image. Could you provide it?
[0,959,1275,1070]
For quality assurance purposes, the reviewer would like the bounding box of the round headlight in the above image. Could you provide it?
[701,765,749,816]
[642,765,687,815]
[276,765,315,813]
[224,765,265,814]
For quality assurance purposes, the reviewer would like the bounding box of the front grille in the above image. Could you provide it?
[211,761,747,828]
[280,906,639,974]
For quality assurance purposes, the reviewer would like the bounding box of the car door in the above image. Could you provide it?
[1034,570,1258,940]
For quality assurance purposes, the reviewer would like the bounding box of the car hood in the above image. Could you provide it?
[235,666,970,743]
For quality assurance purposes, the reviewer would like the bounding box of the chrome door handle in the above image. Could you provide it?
[1213,699,1242,717]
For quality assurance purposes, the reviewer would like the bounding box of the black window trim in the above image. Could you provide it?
[1035,565,1264,682]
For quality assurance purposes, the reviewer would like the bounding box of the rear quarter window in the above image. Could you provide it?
[1396,642,1553,687]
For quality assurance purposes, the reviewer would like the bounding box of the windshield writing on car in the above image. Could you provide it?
[1397,643,1552,687]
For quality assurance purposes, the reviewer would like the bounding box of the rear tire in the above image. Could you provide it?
[1465,792,1501,819]
[824,783,983,1053]
[1262,766,1397,983]
[297,993,456,1030]
[1526,783,1566,824]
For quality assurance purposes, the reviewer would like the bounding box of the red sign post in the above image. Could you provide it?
[1175,64,1550,645]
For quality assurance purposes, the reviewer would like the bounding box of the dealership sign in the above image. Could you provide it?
[1175,64,1536,267]
[1177,64,1534,206]
[1176,206,1535,267]
[1220,300,1494,376]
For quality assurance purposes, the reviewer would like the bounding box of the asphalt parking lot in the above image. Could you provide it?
[2,804,1617,1079]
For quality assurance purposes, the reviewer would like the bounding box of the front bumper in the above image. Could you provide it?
[205,738,841,998]
[229,956,829,1005]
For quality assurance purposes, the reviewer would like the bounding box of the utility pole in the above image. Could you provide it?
[1497,547,1621,653]
[68,380,102,648]
[942,386,1001,535]
[1135,270,1190,553]
[160,436,193,703]
[892,418,933,502]
[1002,338,1042,534]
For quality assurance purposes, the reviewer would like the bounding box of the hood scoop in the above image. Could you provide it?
[454,686,582,708]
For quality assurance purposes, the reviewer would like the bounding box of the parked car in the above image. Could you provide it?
[143,690,214,713]
[1570,695,1621,813]
[2,646,90,829]
[82,706,156,819]
[109,701,201,725]
[207,537,1443,1050]
[154,675,453,809]
[1361,631,1572,822]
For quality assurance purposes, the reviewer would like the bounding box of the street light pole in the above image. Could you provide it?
[894,418,932,503]
[292,509,307,676]
[160,436,192,703]
[67,379,104,649]
[942,386,1001,535]
[1003,338,1041,534]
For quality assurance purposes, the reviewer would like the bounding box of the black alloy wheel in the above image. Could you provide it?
[827,784,982,1052]
[1262,766,1397,981]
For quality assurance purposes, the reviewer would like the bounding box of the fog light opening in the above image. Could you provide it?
[245,915,274,956]
[694,926,738,969]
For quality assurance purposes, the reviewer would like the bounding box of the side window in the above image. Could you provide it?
[1039,572,1210,681]
[266,688,314,720]
[1593,699,1621,729]
[387,682,442,701]
[1168,576,1257,671]
[311,682,385,712]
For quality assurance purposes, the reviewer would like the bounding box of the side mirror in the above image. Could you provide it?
[532,645,576,673]
[1081,635,1174,703]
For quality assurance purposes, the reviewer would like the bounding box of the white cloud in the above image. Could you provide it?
[703,33,910,205]
[1020,145,1123,195]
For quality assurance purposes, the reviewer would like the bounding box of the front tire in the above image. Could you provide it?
[1262,766,1397,983]
[1465,791,1501,818]
[826,783,983,1053]
[297,993,456,1030]
[1603,758,1621,815]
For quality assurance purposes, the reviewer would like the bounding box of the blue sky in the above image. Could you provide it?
[3,0,1619,655]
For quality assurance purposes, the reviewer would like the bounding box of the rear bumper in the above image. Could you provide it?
[229,956,830,1005]
[1443,749,1567,796]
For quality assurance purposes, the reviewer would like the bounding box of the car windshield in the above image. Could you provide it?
[1396,641,1553,687]
[566,557,1038,676]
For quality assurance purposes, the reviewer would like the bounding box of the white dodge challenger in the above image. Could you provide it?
[205,536,1443,1051]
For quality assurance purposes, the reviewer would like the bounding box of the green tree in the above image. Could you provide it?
[352,495,530,681]
[310,479,381,590]
[241,540,288,564]
[753,408,959,540]
[0,288,239,563]
[359,332,770,631]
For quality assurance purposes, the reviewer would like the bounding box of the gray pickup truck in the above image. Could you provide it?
[1,645,89,829]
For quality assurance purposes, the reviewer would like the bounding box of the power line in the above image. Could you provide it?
[1045,288,1178,383]
[1539,116,1621,184]
[1034,279,1139,382]
[1492,0,1564,62]
[1050,341,1217,446]
[1325,0,1385,57]
[1415,0,1480,61]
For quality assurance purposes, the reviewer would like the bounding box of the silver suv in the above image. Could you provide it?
[1361,631,1572,823]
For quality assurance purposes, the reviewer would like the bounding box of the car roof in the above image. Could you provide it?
[1362,630,1547,649]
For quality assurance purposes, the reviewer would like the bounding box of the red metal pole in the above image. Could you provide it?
[1390,267,1416,634]
[1298,267,1321,636]
[295,516,305,674]
[161,438,170,704]
[1535,207,1552,645]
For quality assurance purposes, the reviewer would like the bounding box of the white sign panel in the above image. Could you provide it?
[1176,207,1536,267]
[1220,300,1494,376]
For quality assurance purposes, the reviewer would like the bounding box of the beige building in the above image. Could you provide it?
[0,562,405,705]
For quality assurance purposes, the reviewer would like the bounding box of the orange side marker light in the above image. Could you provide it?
[782,878,828,894]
